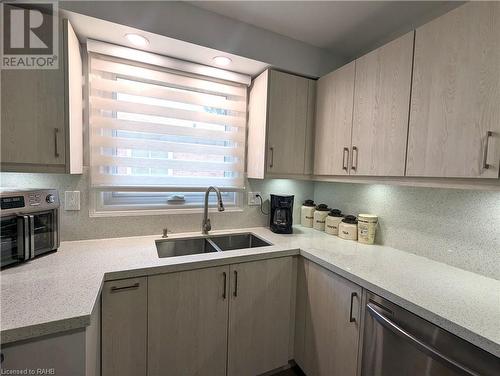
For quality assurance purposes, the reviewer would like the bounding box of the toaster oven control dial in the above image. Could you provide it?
[46,194,55,204]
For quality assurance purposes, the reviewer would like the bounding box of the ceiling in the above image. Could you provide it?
[61,10,269,76]
[189,1,463,59]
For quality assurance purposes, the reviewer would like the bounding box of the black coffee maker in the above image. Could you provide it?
[270,194,294,234]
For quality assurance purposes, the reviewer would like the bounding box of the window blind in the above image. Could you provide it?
[88,53,247,190]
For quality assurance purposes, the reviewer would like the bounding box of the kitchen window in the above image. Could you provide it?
[87,48,248,215]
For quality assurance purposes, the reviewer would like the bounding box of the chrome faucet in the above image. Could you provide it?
[202,186,225,234]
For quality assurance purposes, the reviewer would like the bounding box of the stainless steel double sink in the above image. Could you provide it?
[155,233,273,258]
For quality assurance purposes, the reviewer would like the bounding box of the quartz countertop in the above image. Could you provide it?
[1,226,499,358]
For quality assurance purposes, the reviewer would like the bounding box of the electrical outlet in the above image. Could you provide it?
[247,192,262,206]
[64,191,81,211]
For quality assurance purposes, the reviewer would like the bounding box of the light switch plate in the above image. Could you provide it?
[64,191,80,211]
[247,192,262,206]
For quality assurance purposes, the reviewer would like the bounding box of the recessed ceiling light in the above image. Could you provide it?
[213,56,232,66]
[125,33,149,47]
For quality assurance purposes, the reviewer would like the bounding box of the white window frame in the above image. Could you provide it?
[86,42,249,217]
[90,189,244,217]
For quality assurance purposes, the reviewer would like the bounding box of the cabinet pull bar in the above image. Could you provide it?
[483,131,493,169]
[222,272,227,299]
[233,270,238,297]
[269,147,274,168]
[349,292,357,322]
[342,147,349,171]
[351,146,358,171]
[54,128,60,158]
[110,282,140,292]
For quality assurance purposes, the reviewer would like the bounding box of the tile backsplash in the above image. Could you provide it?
[0,170,313,241]
[1,171,498,279]
[314,182,500,279]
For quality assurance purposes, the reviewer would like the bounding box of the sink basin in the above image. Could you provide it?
[156,233,272,258]
[155,237,219,258]
[209,233,272,251]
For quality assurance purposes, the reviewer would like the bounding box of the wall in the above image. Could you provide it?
[2,170,498,279]
[60,1,345,77]
[0,170,313,241]
[314,182,500,279]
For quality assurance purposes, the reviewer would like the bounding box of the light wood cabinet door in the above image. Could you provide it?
[247,69,315,178]
[1,15,82,173]
[227,257,294,376]
[314,62,355,175]
[1,10,66,170]
[304,80,317,175]
[293,257,308,370]
[267,70,312,175]
[302,260,362,376]
[148,266,229,376]
[102,277,147,376]
[407,2,500,178]
[351,32,414,176]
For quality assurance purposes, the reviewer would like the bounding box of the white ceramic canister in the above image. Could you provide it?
[325,209,343,235]
[357,214,378,244]
[301,200,316,228]
[338,215,358,241]
[313,204,330,231]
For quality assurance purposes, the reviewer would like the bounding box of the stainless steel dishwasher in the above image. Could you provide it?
[361,291,500,376]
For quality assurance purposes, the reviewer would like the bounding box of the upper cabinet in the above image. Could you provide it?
[314,32,413,177]
[351,32,414,176]
[247,69,316,178]
[1,17,82,174]
[406,2,500,178]
[314,62,355,176]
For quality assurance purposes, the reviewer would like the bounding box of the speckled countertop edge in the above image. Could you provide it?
[1,226,499,358]
[299,250,500,358]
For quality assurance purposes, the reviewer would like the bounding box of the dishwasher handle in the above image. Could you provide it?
[366,303,479,376]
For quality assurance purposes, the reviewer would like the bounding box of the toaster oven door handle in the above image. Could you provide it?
[19,215,32,260]
[53,210,60,249]
[28,215,35,259]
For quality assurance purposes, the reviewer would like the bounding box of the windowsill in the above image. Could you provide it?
[89,206,244,218]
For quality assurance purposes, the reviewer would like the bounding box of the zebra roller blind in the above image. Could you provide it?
[88,53,247,190]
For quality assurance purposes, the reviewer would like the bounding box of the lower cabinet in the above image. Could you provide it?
[101,277,147,376]
[1,300,100,376]
[227,257,294,376]
[101,257,294,376]
[148,265,229,376]
[295,259,362,376]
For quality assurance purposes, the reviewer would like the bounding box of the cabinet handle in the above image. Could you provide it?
[110,282,140,292]
[269,147,274,168]
[233,270,238,297]
[222,272,227,299]
[342,147,349,171]
[54,128,60,158]
[349,292,357,322]
[351,146,358,172]
[483,131,493,169]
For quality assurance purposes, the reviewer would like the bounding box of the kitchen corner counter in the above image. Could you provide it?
[1,227,499,358]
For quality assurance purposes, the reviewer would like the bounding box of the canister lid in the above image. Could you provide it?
[358,213,378,222]
[316,204,329,211]
[328,209,343,217]
[303,199,315,207]
[342,215,358,224]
